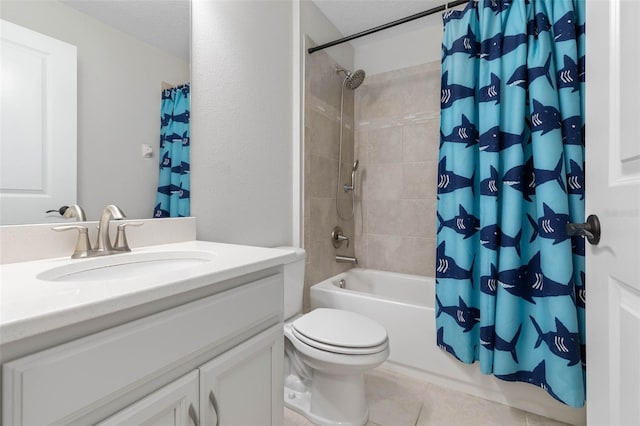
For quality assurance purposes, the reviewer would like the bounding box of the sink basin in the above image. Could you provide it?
[37,251,215,282]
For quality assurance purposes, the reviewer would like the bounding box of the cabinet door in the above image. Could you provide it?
[200,324,283,426]
[97,371,199,426]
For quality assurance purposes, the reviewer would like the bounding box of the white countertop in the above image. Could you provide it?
[0,241,296,345]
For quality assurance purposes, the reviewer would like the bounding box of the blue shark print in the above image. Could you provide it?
[440,114,478,148]
[153,203,170,218]
[553,12,577,42]
[507,53,553,89]
[480,324,522,362]
[436,1,585,406]
[443,25,479,58]
[527,13,551,38]
[498,252,574,304]
[538,203,570,244]
[562,116,584,146]
[437,205,480,239]
[575,271,586,309]
[436,241,475,282]
[557,55,580,92]
[441,71,475,109]
[530,316,581,366]
[480,224,522,256]
[480,264,499,296]
[496,361,563,402]
[567,160,584,199]
[160,151,171,168]
[163,132,187,145]
[578,56,585,83]
[502,157,535,201]
[479,73,501,104]
[171,110,190,124]
[437,157,475,195]
[157,184,181,196]
[480,166,500,197]
[156,83,190,218]
[531,100,561,135]
[527,213,539,243]
[484,0,510,14]
[534,157,567,192]
[436,295,480,333]
[572,235,586,257]
[479,33,527,61]
[437,327,461,360]
[479,127,526,152]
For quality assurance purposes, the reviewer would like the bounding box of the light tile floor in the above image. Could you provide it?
[284,368,570,426]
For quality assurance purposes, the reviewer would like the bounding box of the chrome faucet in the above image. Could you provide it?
[95,204,126,253]
[52,204,143,258]
[51,204,92,259]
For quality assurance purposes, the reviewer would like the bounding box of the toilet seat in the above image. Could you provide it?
[291,308,388,355]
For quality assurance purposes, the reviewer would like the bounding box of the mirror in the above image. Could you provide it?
[0,0,190,225]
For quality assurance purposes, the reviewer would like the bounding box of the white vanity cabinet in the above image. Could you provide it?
[98,371,200,426]
[2,271,284,425]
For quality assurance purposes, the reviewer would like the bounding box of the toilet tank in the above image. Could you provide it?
[276,247,306,320]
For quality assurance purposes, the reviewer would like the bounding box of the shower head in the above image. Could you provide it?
[336,67,366,90]
[352,160,359,172]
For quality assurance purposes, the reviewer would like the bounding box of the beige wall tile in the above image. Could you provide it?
[403,120,439,163]
[309,154,338,198]
[367,200,404,236]
[363,163,403,200]
[368,127,403,164]
[401,199,436,238]
[402,162,437,199]
[309,109,340,160]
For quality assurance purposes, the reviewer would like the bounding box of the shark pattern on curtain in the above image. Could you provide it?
[436,0,585,407]
[154,83,190,218]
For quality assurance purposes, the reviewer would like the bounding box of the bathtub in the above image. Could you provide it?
[309,268,586,425]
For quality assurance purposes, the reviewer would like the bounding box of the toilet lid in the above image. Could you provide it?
[292,308,388,350]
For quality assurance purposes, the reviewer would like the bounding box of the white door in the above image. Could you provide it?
[0,20,77,225]
[97,371,200,426]
[199,324,283,426]
[586,1,640,425]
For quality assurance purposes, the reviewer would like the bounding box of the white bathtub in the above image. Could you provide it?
[309,268,585,425]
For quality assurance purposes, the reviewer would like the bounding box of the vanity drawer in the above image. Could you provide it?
[3,273,283,426]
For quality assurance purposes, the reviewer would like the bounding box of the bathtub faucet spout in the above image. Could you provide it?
[336,255,358,265]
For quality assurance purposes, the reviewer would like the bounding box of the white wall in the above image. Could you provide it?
[353,7,454,75]
[1,1,189,221]
[191,0,293,247]
[300,0,354,70]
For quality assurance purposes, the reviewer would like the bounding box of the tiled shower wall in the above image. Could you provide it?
[354,61,441,277]
[303,38,355,311]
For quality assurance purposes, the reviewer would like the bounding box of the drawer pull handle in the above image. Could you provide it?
[188,402,200,426]
[209,390,220,426]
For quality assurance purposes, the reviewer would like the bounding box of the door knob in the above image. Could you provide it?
[566,214,601,245]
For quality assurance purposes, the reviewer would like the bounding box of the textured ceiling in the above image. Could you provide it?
[62,0,190,61]
[311,0,444,45]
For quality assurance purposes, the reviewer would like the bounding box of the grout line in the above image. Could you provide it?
[414,402,425,426]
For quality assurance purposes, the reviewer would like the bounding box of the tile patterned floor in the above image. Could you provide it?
[284,368,570,426]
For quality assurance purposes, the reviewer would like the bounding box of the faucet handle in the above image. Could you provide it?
[113,221,144,252]
[51,225,92,259]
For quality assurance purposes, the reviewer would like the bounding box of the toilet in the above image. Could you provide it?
[279,247,389,426]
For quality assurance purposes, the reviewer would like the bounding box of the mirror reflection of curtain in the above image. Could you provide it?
[154,83,190,218]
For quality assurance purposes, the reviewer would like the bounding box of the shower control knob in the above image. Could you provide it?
[566,215,601,245]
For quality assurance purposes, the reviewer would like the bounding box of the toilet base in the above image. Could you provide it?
[284,371,369,426]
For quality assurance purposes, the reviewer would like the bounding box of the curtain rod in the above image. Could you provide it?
[308,0,468,54]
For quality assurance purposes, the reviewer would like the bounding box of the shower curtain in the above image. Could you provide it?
[154,83,190,218]
[436,0,585,406]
